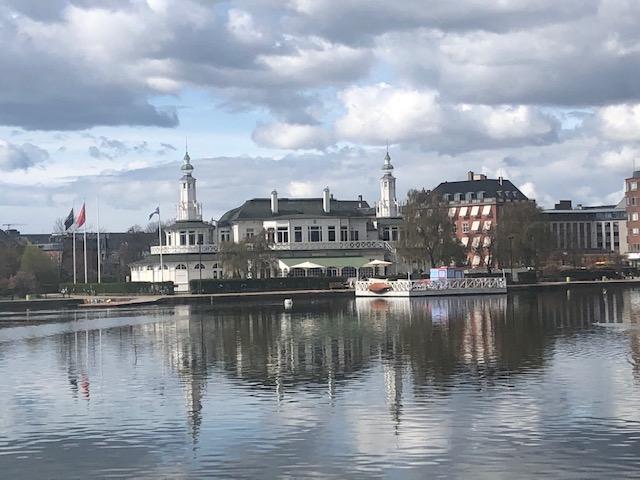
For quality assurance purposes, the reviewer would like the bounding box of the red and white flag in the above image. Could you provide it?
[76,203,86,228]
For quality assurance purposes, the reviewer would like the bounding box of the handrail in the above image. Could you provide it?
[355,277,506,292]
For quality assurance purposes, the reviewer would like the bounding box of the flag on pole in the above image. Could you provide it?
[64,209,75,231]
[76,203,86,228]
[149,206,160,220]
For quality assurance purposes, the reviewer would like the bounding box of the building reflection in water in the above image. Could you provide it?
[49,286,640,442]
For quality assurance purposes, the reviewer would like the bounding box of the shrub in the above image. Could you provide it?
[190,277,346,294]
[60,281,174,295]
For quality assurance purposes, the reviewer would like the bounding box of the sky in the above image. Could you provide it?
[1,0,640,233]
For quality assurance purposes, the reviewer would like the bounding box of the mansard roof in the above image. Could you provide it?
[432,178,528,201]
[218,198,373,225]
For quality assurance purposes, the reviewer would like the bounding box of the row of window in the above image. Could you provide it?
[461,236,492,248]
[458,220,492,234]
[169,231,205,246]
[136,263,221,271]
[450,205,493,218]
[443,191,518,202]
[248,225,361,243]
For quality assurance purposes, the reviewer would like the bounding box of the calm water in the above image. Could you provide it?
[2,287,640,479]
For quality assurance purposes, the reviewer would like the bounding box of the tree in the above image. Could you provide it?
[20,245,59,291]
[53,218,66,234]
[246,229,276,278]
[494,202,553,269]
[218,241,251,278]
[397,189,466,269]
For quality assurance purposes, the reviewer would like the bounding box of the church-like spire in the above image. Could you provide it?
[181,139,193,175]
[382,143,393,171]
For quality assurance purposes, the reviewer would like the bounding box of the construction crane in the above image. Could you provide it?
[1,223,26,231]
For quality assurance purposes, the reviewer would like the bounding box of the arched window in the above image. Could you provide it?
[146,266,153,271]
[176,264,187,270]
[194,263,205,269]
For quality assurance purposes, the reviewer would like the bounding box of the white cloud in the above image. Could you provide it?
[598,104,640,141]
[252,122,333,150]
[287,181,316,197]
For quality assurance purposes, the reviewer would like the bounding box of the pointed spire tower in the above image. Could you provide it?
[177,142,202,221]
[376,146,398,217]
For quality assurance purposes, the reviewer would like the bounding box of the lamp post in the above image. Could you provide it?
[198,240,203,294]
[508,234,514,282]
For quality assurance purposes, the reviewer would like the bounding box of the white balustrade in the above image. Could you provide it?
[271,240,386,251]
[356,277,506,293]
[151,244,218,255]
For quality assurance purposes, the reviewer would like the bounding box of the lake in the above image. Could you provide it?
[1,286,640,479]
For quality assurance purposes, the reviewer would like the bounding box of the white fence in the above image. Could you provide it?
[271,240,386,251]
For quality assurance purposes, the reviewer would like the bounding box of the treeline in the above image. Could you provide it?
[0,243,59,297]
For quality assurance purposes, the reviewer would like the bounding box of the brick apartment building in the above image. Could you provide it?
[432,171,530,267]
[625,170,640,264]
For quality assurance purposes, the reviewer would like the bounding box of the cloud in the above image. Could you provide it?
[252,122,333,150]
[598,104,640,141]
[0,140,49,171]
[334,83,558,153]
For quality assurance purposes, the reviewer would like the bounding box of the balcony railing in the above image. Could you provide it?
[151,240,394,255]
[270,240,386,251]
[151,245,218,255]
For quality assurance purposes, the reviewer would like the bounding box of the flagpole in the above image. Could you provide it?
[73,229,77,285]
[96,197,101,284]
[158,208,164,283]
[83,203,88,284]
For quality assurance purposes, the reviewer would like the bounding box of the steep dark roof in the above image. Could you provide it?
[432,179,528,201]
[166,220,214,231]
[218,198,373,225]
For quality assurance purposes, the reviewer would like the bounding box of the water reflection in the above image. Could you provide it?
[2,288,640,478]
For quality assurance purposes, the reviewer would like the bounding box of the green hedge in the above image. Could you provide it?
[190,277,346,294]
[61,281,174,295]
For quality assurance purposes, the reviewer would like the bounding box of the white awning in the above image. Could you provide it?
[470,206,479,217]
[363,259,393,267]
[289,261,325,269]
[471,221,480,231]
[483,220,492,231]
[482,205,492,216]
[458,206,468,217]
[472,236,481,248]
[448,207,457,217]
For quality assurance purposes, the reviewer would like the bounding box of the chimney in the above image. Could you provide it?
[271,190,278,214]
[323,187,331,213]
[498,176,503,185]
[357,194,363,208]
[468,171,474,181]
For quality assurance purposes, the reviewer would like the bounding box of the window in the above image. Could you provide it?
[176,264,187,270]
[245,228,255,239]
[342,266,356,277]
[461,237,469,246]
[448,207,457,217]
[391,227,399,241]
[328,226,336,242]
[294,226,302,242]
[483,236,492,247]
[458,207,468,218]
[179,231,186,246]
[167,235,172,246]
[472,255,481,267]
[471,221,480,231]
[146,265,153,271]
[340,226,348,241]
[220,230,230,242]
[194,263,205,269]
[481,205,492,216]
[633,213,639,222]
[197,233,204,245]
[267,228,275,243]
[472,236,480,248]
[634,228,639,235]
[309,226,322,242]
[470,206,479,217]
[633,182,638,191]
[382,227,390,241]
[188,231,195,245]
[349,230,359,241]
[277,227,289,243]
[462,222,469,233]
[483,220,492,231]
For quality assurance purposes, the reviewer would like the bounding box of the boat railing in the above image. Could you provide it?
[355,277,506,292]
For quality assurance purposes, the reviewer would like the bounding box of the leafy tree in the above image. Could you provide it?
[397,189,466,269]
[20,245,59,290]
[0,244,22,279]
[494,202,553,269]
